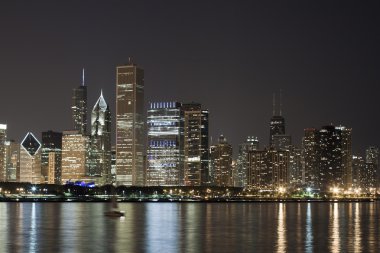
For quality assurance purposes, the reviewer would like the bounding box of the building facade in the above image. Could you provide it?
[302,128,318,187]
[116,62,145,186]
[71,69,87,135]
[5,140,19,182]
[0,124,7,181]
[182,103,209,186]
[146,102,183,186]
[236,136,259,187]
[88,91,112,185]
[19,132,42,184]
[61,130,89,184]
[248,148,289,190]
[210,135,233,187]
[41,130,62,184]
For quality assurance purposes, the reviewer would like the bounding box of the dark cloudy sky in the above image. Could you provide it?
[0,1,379,155]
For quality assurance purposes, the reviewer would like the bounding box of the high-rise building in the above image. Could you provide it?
[362,163,377,192]
[236,136,259,187]
[269,116,285,146]
[61,130,89,184]
[302,125,352,191]
[365,146,379,190]
[210,135,233,187]
[288,146,303,187]
[5,140,19,182]
[317,125,352,190]
[248,148,289,190]
[19,132,42,184]
[41,130,62,184]
[182,103,209,186]
[272,135,291,150]
[88,90,112,185]
[146,102,183,186]
[116,61,145,186]
[366,146,379,165]
[337,126,352,187]
[352,155,364,189]
[269,93,285,146]
[302,128,318,187]
[72,69,87,135]
[0,124,7,181]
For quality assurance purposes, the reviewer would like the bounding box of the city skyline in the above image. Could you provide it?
[0,1,379,155]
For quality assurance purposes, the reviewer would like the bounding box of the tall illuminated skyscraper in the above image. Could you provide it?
[247,148,288,189]
[236,136,259,187]
[88,90,112,185]
[61,130,89,184]
[210,135,233,187]
[41,130,62,184]
[116,61,145,186]
[182,103,209,186]
[19,132,42,184]
[302,125,352,190]
[5,140,19,182]
[365,146,379,189]
[72,69,87,135]
[0,124,7,182]
[146,102,183,186]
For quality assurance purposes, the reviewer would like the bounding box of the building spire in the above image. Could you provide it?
[82,68,85,86]
[272,93,276,116]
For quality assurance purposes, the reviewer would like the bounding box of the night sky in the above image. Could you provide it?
[0,1,379,156]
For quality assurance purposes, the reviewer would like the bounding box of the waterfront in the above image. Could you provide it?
[0,202,380,252]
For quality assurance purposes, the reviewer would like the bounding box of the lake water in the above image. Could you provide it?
[0,201,379,252]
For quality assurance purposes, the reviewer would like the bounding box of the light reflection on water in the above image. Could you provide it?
[276,203,286,252]
[0,202,380,252]
[329,203,340,252]
[305,203,313,253]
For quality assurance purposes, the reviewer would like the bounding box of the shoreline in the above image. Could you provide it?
[0,197,376,203]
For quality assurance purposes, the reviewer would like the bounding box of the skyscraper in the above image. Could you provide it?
[116,61,145,186]
[288,146,302,187]
[41,130,62,184]
[19,132,42,184]
[302,128,318,187]
[248,148,289,190]
[182,103,209,186]
[61,130,89,184]
[0,124,7,182]
[317,125,352,190]
[236,136,259,187]
[210,135,233,187]
[88,90,112,185]
[146,102,183,186]
[5,140,19,182]
[365,146,379,189]
[72,69,87,135]
[269,94,286,146]
[352,155,364,189]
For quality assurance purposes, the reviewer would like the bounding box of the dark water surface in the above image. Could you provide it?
[1,202,380,252]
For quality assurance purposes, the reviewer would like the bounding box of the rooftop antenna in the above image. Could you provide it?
[279,89,282,116]
[128,56,133,64]
[272,93,276,116]
[82,68,85,86]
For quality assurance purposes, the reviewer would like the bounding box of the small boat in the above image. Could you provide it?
[105,192,124,217]
[104,210,125,217]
